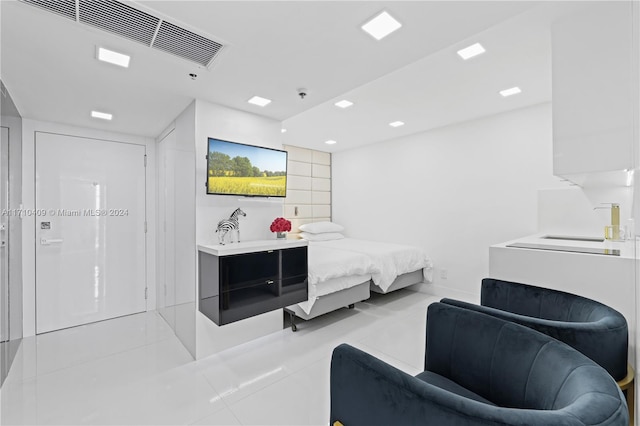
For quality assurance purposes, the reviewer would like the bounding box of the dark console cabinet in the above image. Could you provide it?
[199,245,308,325]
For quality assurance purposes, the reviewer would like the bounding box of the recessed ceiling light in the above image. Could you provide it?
[457,43,486,60]
[362,11,402,41]
[248,96,272,107]
[389,121,405,127]
[91,110,112,120]
[499,87,522,97]
[97,47,130,68]
[281,128,287,133]
[335,100,354,109]
[325,140,337,145]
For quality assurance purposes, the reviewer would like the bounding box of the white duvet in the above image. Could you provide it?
[313,238,434,292]
[298,245,379,315]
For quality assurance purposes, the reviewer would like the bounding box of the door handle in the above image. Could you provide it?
[41,238,64,245]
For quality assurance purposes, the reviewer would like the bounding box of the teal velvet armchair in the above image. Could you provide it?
[330,302,628,426]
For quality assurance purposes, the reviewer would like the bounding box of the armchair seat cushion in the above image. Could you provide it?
[414,371,496,406]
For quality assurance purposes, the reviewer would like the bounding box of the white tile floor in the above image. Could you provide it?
[0,290,440,425]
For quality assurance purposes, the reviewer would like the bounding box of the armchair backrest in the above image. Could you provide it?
[479,278,628,380]
[481,278,621,323]
[426,303,625,421]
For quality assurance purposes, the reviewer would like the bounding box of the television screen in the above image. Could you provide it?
[207,138,288,197]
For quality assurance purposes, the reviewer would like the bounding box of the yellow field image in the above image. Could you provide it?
[208,176,286,196]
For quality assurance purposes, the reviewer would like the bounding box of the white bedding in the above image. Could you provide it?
[300,245,379,315]
[312,238,434,292]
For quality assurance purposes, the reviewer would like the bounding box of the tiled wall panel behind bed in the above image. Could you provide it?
[284,145,331,237]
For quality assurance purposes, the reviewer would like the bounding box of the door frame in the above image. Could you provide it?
[34,132,147,333]
[21,123,157,337]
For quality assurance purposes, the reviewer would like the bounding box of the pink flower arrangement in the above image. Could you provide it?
[270,217,292,233]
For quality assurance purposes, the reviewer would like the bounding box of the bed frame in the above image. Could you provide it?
[370,269,424,294]
[284,269,425,331]
[284,281,370,331]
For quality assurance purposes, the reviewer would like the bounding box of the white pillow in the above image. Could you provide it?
[298,221,344,234]
[300,232,345,241]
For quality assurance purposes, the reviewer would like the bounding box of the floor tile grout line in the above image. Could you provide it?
[198,369,236,412]
[186,386,237,426]
[2,290,438,426]
[217,332,399,422]
[21,329,187,384]
[201,336,338,408]
[223,354,334,425]
[201,362,298,408]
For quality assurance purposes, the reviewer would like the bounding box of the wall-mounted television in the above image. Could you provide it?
[207,138,288,197]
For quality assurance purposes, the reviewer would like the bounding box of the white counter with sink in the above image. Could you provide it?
[490,234,637,363]
[493,233,636,259]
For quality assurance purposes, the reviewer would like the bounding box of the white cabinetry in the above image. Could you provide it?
[552,2,635,182]
[489,236,636,364]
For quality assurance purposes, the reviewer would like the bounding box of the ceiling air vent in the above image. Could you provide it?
[18,0,225,68]
[78,0,160,46]
[19,0,76,21]
[152,21,223,67]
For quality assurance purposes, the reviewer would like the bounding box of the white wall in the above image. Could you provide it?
[538,186,633,238]
[156,99,287,359]
[192,99,285,358]
[194,99,285,246]
[156,101,197,357]
[332,103,567,299]
[21,119,156,337]
[0,85,23,386]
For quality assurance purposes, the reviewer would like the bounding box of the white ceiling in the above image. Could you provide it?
[1,1,585,152]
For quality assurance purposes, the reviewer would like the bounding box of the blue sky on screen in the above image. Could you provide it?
[209,139,286,172]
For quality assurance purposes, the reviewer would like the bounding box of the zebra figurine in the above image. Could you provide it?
[216,208,246,245]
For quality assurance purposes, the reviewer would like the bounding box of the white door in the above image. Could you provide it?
[35,132,146,334]
[0,127,8,342]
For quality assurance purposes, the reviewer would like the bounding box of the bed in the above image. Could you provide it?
[314,238,434,294]
[285,244,379,330]
[285,227,434,330]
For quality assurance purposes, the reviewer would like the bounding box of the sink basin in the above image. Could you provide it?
[541,235,604,243]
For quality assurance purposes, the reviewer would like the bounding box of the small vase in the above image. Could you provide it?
[276,232,286,240]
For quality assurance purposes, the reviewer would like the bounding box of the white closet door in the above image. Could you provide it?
[35,132,146,334]
[0,127,8,342]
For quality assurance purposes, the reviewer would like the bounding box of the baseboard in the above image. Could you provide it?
[408,282,479,303]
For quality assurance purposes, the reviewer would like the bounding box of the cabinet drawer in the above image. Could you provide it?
[219,250,279,292]
[221,281,278,311]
